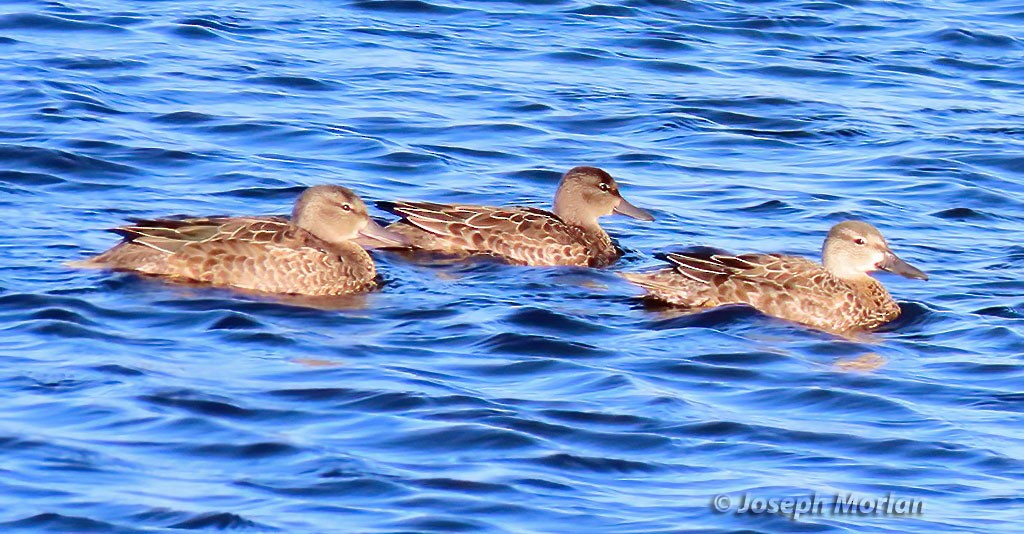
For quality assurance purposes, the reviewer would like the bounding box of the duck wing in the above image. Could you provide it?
[379,201,592,265]
[111,216,297,254]
[663,252,853,322]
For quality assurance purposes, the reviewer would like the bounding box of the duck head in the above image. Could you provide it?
[294,185,409,246]
[822,220,928,281]
[552,166,654,229]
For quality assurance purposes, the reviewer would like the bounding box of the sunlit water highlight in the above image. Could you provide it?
[1,0,1024,532]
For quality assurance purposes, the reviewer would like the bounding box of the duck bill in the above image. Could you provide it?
[358,219,411,248]
[877,251,928,281]
[613,196,655,222]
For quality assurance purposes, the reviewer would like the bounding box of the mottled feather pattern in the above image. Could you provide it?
[382,202,619,267]
[163,240,375,296]
[627,252,901,333]
[84,217,377,296]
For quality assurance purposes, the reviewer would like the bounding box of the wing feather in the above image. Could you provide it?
[379,201,594,265]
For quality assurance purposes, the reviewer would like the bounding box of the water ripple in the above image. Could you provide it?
[0,0,1022,531]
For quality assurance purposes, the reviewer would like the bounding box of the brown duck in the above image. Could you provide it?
[623,221,928,333]
[72,185,408,296]
[378,166,654,267]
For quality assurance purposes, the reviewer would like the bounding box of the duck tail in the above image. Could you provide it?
[375,200,404,216]
[65,256,105,269]
[621,270,675,292]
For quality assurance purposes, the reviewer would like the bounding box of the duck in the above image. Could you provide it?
[622,221,928,333]
[377,166,654,267]
[72,185,408,296]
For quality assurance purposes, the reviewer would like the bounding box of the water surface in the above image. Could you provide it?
[2,0,1024,532]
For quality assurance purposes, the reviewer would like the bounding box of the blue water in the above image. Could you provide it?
[2,0,1023,531]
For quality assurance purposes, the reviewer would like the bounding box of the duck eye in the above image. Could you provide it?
[854,238,866,245]
[599,183,611,192]
[341,203,352,212]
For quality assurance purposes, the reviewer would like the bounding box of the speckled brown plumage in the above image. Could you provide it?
[73,186,407,296]
[379,166,654,267]
[623,221,927,334]
[382,203,618,267]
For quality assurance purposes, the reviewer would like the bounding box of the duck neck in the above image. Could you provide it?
[562,211,613,255]
[560,209,609,245]
[553,200,602,232]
